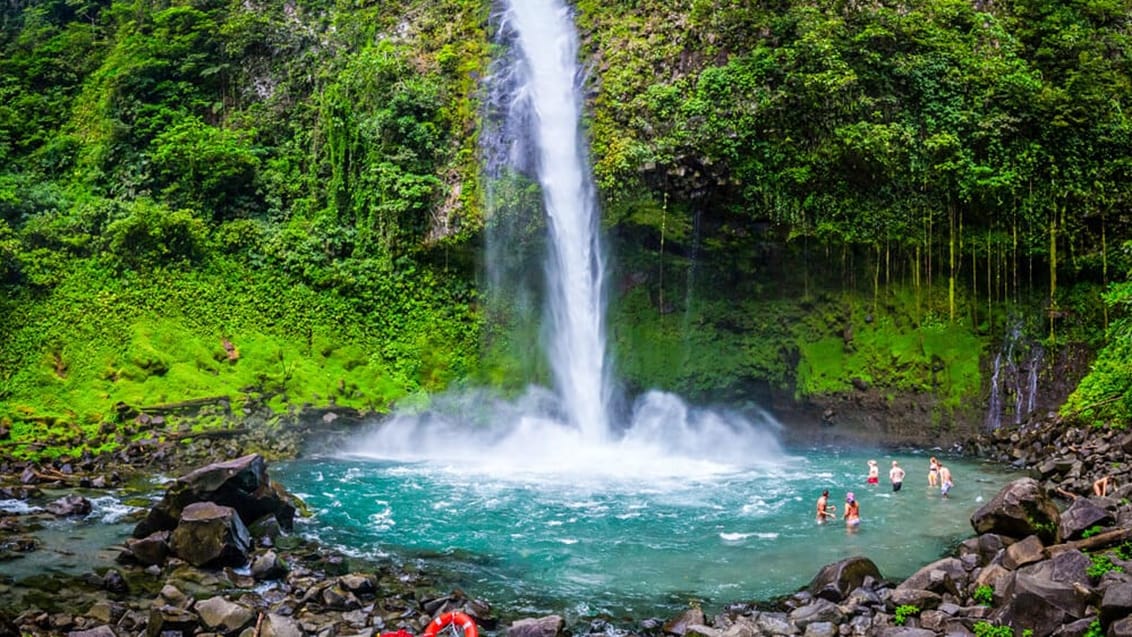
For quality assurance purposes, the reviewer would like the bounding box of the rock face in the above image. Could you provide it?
[168,501,252,567]
[807,556,882,602]
[133,453,296,539]
[970,477,1062,543]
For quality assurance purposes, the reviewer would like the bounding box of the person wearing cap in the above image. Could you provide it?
[890,460,905,492]
[843,492,860,527]
[866,459,879,486]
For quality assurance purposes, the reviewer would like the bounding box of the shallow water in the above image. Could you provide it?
[274,446,1015,620]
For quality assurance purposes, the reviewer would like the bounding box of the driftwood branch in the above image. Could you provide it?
[1048,527,1132,556]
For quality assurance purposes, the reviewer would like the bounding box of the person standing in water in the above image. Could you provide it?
[928,457,940,487]
[844,492,860,527]
[890,460,905,492]
[939,463,953,498]
[816,490,836,523]
[866,460,879,486]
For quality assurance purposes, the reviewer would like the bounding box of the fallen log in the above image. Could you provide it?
[1047,527,1132,556]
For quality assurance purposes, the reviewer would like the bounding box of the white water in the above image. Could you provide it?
[346,0,784,475]
[510,0,610,439]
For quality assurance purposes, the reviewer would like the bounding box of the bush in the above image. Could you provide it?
[103,199,208,268]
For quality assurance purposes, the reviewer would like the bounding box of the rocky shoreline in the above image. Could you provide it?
[2,413,1132,637]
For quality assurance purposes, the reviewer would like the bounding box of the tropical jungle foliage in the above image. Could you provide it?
[0,0,1129,460]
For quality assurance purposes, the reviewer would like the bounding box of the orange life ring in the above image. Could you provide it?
[423,611,478,637]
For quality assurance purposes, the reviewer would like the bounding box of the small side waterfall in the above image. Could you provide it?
[985,322,1044,430]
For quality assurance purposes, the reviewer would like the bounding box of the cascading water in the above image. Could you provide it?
[277,1,1022,617]
[508,0,610,439]
[350,0,784,474]
[985,322,1044,430]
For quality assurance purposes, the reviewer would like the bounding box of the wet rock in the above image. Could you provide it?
[121,530,169,567]
[754,612,793,635]
[251,549,288,580]
[169,501,251,568]
[509,615,565,637]
[45,494,92,517]
[971,477,1062,544]
[195,595,256,633]
[134,453,297,539]
[663,607,706,635]
[102,569,128,594]
[807,556,882,603]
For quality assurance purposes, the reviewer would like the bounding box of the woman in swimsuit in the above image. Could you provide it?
[928,456,940,487]
[844,492,860,527]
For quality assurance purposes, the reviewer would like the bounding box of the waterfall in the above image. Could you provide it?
[349,0,784,475]
[499,0,611,439]
[985,322,1044,430]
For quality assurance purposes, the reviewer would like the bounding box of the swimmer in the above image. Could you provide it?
[867,459,879,486]
[890,460,905,492]
[816,489,836,523]
[929,456,940,487]
[843,492,860,527]
[939,463,953,498]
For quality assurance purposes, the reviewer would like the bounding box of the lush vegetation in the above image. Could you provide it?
[1,0,1130,460]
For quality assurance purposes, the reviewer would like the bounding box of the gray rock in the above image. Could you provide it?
[993,570,1090,637]
[260,613,303,637]
[808,557,883,603]
[970,477,1062,543]
[508,615,564,637]
[169,501,251,567]
[45,495,92,517]
[664,608,707,636]
[803,621,836,637]
[195,596,255,633]
[1059,498,1114,540]
[122,531,169,567]
[1003,535,1046,570]
[134,453,296,539]
[146,605,199,637]
[251,549,288,580]
[1108,616,1132,637]
[898,557,965,597]
[889,588,942,611]
[755,612,796,635]
[789,599,843,629]
[1101,582,1132,626]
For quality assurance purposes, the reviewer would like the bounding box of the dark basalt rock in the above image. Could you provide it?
[133,453,296,539]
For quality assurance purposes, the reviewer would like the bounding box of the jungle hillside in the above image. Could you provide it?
[1,0,1130,461]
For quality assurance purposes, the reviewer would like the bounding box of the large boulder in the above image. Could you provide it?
[133,453,296,539]
[807,556,882,602]
[991,570,1091,637]
[168,501,252,567]
[971,478,1062,544]
[1059,497,1114,541]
